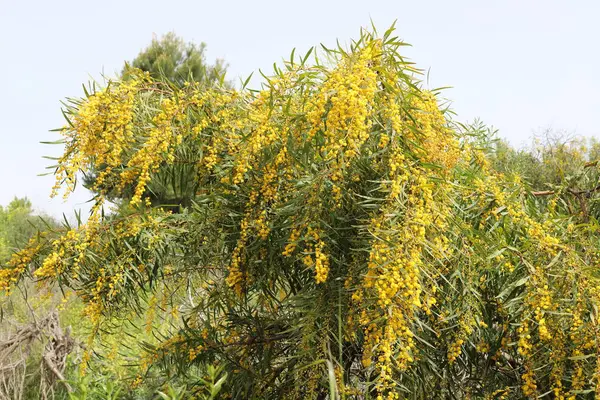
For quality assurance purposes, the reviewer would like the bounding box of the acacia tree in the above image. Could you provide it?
[3,26,600,399]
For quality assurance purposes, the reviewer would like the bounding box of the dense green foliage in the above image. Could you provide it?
[123,32,228,87]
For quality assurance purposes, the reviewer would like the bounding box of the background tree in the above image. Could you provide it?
[122,32,228,87]
[491,129,600,221]
[0,197,55,262]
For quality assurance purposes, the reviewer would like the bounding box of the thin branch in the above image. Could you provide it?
[41,353,72,393]
[531,185,600,197]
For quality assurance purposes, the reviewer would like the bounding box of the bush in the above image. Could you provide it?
[3,25,600,399]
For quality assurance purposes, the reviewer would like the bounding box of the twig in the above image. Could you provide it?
[42,353,72,393]
[531,185,600,197]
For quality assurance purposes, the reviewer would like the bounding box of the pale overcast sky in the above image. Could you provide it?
[1,0,598,217]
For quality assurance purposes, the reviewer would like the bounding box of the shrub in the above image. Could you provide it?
[3,25,600,399]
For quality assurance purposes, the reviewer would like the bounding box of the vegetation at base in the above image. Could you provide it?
[3,25,600,399]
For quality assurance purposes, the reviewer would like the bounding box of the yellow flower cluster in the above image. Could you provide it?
[54,74,244,207]
[282,224,303,257]
[53,75,146,199]
[229,85,286,185]
[516,320,538,397]
[300,228,330,284]
[408,93,460,172]
[0,236,41,292]
[531,283,553,341]
[522,368,537,397]
[486,388,510,400]
[550,358,566,400]
[307,42,379,162]
[517,320,533,357]
[351,88,459,397]
[34,228,79,278]
[226,217,249,296]
[126,97,182,206]
[447,336,464,364]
